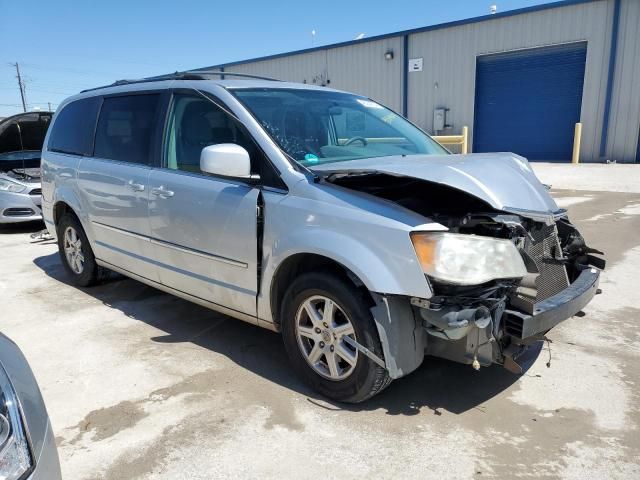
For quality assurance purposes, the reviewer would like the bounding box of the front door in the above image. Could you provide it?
[148,92,259,316]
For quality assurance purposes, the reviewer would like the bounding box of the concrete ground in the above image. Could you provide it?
[1,164,639,479]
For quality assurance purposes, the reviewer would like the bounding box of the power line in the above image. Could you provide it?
[25,87,79,95]
[18,62,116,78]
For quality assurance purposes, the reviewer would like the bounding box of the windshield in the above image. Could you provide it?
[232,88,447,167]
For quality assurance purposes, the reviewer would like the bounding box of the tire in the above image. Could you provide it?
[57,213,107,287]
[281,271,392,403]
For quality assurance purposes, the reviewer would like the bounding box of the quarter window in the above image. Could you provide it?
[47,97,100,156]
[94,94,160,165]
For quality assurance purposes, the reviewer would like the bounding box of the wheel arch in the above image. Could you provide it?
[268,249,428,381]
[270,253,372,327]
[49,187,90,241]
[53,200,77,225]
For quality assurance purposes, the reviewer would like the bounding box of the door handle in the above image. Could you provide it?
[127,180,145,192]
[150,186,175,198]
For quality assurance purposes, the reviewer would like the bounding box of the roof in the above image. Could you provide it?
[62,77,347,108]
[77,73,342,96]
[194,0,600,70]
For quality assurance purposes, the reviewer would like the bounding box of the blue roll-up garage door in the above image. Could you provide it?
[473,42,587,161]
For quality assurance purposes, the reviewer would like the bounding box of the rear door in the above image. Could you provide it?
[78,92,167,280]
[148,91,260,316]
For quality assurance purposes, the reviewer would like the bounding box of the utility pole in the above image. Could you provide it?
[48,102,52,111]
[11,62,27,112]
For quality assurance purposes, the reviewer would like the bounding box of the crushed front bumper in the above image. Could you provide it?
[418,266,601,374]
[504,267,600,340]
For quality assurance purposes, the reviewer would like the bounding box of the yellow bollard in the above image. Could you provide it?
[462,126,469,154]
[572,122,582,164]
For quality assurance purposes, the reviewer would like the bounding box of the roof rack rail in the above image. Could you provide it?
[80,70,280,93]
[184,70,281,81]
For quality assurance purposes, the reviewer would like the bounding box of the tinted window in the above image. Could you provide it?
[94,94,160,165]
[48,98,100,156]
[165,93,283,187]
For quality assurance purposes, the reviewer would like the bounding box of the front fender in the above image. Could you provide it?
[269,228,430,298]
[262,228,431,377]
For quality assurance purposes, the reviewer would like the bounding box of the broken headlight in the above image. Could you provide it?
[0,365,33,480]
[411,232,526,285]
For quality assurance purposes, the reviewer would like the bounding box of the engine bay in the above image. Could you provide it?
[324,171,605,372]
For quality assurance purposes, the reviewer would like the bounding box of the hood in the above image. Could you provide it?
[312,153,561,218]
[0,111,52,157]
[0,170,41,186]
[0,151,41,173]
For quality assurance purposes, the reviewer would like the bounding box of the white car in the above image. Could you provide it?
[0,112,52,223]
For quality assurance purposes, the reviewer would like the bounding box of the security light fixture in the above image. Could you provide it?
[384,50,394,60]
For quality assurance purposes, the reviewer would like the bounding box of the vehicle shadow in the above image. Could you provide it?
[33,251,534,417]
[0,220,44,235]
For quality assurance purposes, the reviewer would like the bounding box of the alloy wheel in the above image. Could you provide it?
[63,226,85,274]
[295,295,358,381]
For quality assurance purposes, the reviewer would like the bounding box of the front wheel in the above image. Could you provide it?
[281,272,391,403]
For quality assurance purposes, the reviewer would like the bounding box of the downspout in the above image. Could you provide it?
[402,34,409,117]
[636,122,640,163]
[220,66,225,80]
[599,0,621,159]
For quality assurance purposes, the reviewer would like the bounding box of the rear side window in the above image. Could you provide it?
[48,98,100,156]
[94,94,160,165]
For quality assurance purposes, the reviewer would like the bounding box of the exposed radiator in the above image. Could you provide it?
[513,223,569,314]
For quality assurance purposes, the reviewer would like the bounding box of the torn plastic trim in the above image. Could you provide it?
[370,292,426,379]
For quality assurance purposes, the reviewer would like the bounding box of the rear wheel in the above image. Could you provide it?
[57,214,107,287]
[281,272,391,403]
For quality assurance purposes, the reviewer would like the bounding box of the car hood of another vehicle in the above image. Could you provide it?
[0,151,41,173]
[0,170,41,187]
[312,152,561,218]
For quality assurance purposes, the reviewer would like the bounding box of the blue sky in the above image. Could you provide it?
[1,0,557,117]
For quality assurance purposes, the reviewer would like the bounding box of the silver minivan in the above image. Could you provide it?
[41,73,603,402]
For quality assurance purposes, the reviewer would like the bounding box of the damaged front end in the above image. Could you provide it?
[324,171,604,376]
[415,212,604,374]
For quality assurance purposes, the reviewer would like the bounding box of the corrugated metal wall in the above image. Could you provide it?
[224,49,328,83]
[326,38,404,112]
[205,0,639,162]
[223,38,404,112]
[607,0,640,162]
[407,0,613,162]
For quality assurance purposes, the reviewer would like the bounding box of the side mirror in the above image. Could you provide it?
[200,144,256,180]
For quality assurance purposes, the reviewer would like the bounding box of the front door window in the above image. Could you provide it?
[165,94,253,174]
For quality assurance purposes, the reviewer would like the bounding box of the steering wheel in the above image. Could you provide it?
[343,136,368,147]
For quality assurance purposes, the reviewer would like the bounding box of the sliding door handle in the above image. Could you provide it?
[151,186,175,198]
[127,180,145,192]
